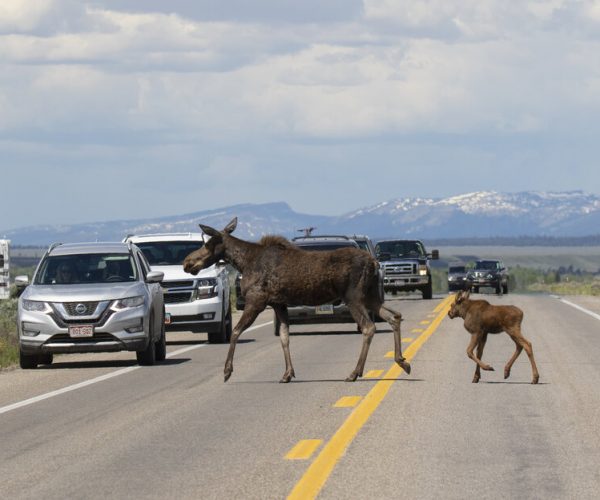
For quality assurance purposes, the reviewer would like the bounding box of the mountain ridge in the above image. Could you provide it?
[4,190,600,245]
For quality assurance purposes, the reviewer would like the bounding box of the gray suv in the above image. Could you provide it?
[16,242,165,369]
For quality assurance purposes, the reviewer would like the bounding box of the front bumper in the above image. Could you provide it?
[288,303,354,324]
[18,306,150,355]
[383,275,429,289]
[165,296,223,332]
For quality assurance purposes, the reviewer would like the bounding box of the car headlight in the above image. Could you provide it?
[418,265,427,276]
[112,296,145,310]
[21,299,51,313]
[195,278,218,300]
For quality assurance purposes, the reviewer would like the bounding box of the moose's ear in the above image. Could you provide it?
[223,217,237,234]
[455,291,464,303]
[199,224,220,237]
[463,291,471,301]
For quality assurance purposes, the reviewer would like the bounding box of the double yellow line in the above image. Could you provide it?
[287,294,454,499]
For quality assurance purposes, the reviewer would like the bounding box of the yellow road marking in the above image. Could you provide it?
[287,294,454,500]
[419,320,430,325]
[364,369,384,378]
[285,440,323,460]
[334,396,362,408]
[411,328,424,333]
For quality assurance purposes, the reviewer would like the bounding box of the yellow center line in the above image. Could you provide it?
[334,396,362,408]
[287,295,454,500]
[411,328,424,333]
[364,369,384,379]
[285,439,323,460]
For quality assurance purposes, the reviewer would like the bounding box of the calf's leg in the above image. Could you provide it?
[473,333,488,383]
[507,327,539,384]
[466,332,495,373]
[346,303,377,382]
[272,304,295,383]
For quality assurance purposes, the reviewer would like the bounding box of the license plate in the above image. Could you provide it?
[69,325,94,338]
[315,304,334,315]
[164,313,171,325]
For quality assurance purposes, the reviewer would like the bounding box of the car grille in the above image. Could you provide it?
[383,263,416,276]
[164,292,193,304]
[161,280,195,290]
[47,332,118,344]
[63,301,100,316]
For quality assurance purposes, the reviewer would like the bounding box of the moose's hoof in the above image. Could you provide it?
[504,368,511,379]
[483,365,495,372]
[472,376,480,383]
[224,368,233,382]
[345,372,359,382]
[532,375,539,384]
[399,360,411,375]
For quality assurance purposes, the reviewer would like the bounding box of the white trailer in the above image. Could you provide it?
[0,239,10,299]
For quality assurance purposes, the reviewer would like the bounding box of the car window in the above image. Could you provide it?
[135,241,202,265]
[449,266,466,273]
[35,254,137,284]
[475,261,498,271]
[375,241,425,258]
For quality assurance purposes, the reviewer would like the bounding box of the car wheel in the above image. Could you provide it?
[38,353,53,366]
[496,283,503,295]
[19,350,38,369]
[137,313,157,366]
[473,287,479,293]
[155,308,167,362]
[422,281,433,300]
[208,303,229,344]
[503,283,509,294]
[225,305,232,342]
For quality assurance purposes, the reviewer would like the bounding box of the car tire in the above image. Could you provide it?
[208,303,230,344]
[19,350,38,369]
[422,281,433,300]
[473,287,479,293]
[496,283,503,296]
[155,308,167,362]
[225,305,232,342]
[503,283,509,294]
[38,353,53,366]
[137,314,157,366]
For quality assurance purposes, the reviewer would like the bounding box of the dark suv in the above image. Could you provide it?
[467,259,509,295]
[447,264,471,292]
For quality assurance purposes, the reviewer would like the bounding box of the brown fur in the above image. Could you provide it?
[183,217,411,383]
[448,290,539,384]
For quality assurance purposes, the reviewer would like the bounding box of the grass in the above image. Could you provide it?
[0,298,19,368]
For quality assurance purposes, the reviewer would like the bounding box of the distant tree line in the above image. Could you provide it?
[425,235,600,247]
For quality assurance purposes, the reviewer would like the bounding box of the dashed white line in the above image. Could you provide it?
[555,296,600,322]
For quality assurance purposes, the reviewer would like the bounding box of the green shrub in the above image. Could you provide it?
[0,298,18,368]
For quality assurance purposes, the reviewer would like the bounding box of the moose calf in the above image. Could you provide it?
[448,290,539,384]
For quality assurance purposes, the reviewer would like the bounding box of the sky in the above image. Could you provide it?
[1,0,600,231]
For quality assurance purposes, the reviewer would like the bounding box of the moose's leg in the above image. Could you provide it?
[224,301,264,382]
[466,332,495,373]
[377,304,411,375]
[508,327,540,384]
[472,333,488,383]
[346,303,377,382]
[272,304,295,383]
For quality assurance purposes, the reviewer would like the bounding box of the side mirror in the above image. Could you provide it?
[15,275,30,289]
[430,249,439,260]
[377,252,391,262]
[146,271,164,283]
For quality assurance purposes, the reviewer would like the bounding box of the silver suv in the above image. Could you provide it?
[16,242,165,369]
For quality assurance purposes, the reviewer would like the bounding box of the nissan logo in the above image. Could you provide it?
[75,303,87,315]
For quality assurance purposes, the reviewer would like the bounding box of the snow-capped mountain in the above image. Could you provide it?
[4,191,600,245]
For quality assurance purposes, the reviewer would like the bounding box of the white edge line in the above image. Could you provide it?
[0,320,273,416]
[556,297,600,322]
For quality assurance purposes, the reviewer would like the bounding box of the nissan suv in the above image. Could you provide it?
[124,233,232,343]
[16,242,165,369]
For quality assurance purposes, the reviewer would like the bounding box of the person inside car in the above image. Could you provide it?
[55,263,77,284]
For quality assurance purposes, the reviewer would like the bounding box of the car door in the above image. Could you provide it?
[136,250,163,338]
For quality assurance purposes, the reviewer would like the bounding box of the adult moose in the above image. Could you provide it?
[183,218,411,383]
[448,290,539,384]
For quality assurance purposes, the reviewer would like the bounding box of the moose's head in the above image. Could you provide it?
[183,217,237,275]
[448,290,470,319]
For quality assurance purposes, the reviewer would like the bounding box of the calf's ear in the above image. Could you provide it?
[199,224,220,237]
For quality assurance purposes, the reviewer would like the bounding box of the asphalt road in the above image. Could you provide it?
[1,293,600,499]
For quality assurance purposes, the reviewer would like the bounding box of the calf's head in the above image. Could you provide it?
[183,217,237,275]
[448,290,470,319]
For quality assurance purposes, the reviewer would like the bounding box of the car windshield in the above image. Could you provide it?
[449,266,466,273]
[375,241,425,258]
[35,253,137,284]
[475,261,499,271]
[296,243,356,251]
[135,241,202,265]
